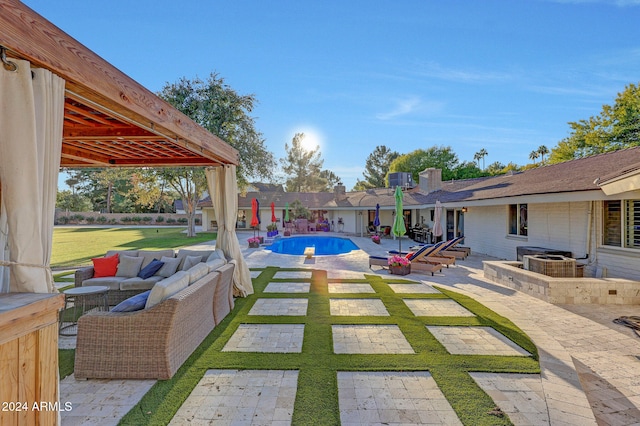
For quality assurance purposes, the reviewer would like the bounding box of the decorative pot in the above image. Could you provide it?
[372,239,380,244]
[389,264,411,275]
[248,242,260,248]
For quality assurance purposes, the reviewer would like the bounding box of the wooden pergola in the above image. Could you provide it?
[0,0,239,168]
[0,2,238,424]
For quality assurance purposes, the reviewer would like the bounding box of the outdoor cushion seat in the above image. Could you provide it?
[105,249,139,258]
[175,249,216,269]
[187,263,210,284]
[82,276,127,291]
[205,258,226,271]
[120,275,164,291]
[137,249,175,268]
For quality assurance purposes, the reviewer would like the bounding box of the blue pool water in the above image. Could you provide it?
[265,236,359,255]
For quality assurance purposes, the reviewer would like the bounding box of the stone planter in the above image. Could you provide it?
[371,239,380,244]
[248,242,260,248]
[389,264,411,275]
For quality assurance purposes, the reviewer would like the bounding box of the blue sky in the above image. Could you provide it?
[24,0,640,190]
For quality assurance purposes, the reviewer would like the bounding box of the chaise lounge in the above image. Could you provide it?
[369,242,445,276]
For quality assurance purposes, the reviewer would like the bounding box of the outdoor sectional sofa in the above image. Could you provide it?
[73,248,236,380]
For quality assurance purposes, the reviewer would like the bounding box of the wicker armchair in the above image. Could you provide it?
[74,271,219,380]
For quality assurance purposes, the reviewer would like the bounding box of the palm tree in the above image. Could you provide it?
[475,148,488,170]
[537,145,549,162]
[529,150,540,163]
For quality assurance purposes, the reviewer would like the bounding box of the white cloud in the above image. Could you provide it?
[376,96,421,120]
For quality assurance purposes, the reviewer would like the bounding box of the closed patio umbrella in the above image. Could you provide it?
[392,186,406,253]
[251,198,259,237]
[271,202,277,223]
[433,200,443,242]
[373,203,380,234]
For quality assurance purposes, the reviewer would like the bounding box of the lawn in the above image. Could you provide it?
[51,227,217,268]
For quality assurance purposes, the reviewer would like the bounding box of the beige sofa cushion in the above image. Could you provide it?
[155,256,181,278]
[187,263,210,284]
[82,276,127,291]
[207,250,226,263]
[205,258,226,271]
[137,249,175,268]
[180,255,202,271]
[120,275,164,291]
[116,255,144,278]
[106,250,139,258]
[145,271,189,309]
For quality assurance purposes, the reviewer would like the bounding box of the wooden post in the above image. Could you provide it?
[0,293,64,425]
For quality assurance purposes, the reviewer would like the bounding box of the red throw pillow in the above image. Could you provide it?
[92,253,119,278]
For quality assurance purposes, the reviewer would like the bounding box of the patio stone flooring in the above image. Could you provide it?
[248,298,309,316]
[222,324,305,353]
[329,298,390,316]
[59,232,640,425]
[328,282,376,293]
[427,326,532,356]
[403,298,476,316]
[263,281,310,293]
[332,325,415,354]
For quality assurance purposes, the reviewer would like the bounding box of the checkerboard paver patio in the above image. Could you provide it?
[248,298,308,316]
[332,325,414,354]
[404,299,476,317]
[222,324,305,353]
[427,326,531,356]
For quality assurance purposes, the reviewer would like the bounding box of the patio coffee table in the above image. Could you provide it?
[59,286,109,336]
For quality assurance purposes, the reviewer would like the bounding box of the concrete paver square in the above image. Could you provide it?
[248,298,308,316]
[223,324,305,353]
[273,270,312,279]
[328,283,375,293]
[338,371,462,425]
[427,326,530,356]
[170,370,298,425]
[330,298,389,316]
[264,281,310,293]
[404,299,475,317]
[389,283,441,294]
[469,372,550,425]
[333,325,414,354]
[250,270,263,278]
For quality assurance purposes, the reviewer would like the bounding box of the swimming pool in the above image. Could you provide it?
[265,236,359,255]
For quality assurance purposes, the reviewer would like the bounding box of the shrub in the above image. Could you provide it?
[96,216,107,223]
[166,218,176,224]
[73,214,85,222]
[141,216,153,223]
[120,216,132,223]
[109,218,117,224]
[155,216,165,223]
[85,216,95,223]
[131,216,142,223]
[177,217,188,224]
[57,216,69,224]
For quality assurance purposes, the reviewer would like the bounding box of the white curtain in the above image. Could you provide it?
[0,60,65,293]
[206,165,253,296]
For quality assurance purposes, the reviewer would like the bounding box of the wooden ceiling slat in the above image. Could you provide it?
[0,0,239,167]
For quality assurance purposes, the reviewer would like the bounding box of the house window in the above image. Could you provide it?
[604,200,640,249]
[508,203,527,236]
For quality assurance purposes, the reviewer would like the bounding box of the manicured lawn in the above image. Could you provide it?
[51,227,217,268]
[118,267,538,426]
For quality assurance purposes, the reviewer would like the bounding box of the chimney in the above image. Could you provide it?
[418,168,442,193]
[334,184,347,201]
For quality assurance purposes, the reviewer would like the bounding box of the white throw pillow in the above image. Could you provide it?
[145,271,189,309]
[188,263,209,284]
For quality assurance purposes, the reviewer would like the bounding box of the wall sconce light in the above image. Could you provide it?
[461,207,468,213]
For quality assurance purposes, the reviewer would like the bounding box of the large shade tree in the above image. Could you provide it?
[550,82,640,163]
[388,146,459,183]
[353,145,399,190]
[280,133,341,192]
[158,73,276,188]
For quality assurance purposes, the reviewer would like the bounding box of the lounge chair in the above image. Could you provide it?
[409,237,470,259]
[369,242,444,276]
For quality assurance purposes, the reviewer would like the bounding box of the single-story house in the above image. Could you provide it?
[199,147,640,281]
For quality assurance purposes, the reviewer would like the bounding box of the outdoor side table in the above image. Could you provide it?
[59,285,109,336]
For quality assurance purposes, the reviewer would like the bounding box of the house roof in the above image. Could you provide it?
[197,146,640,212]
[429,146,640,203]
[0,0,238,168]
